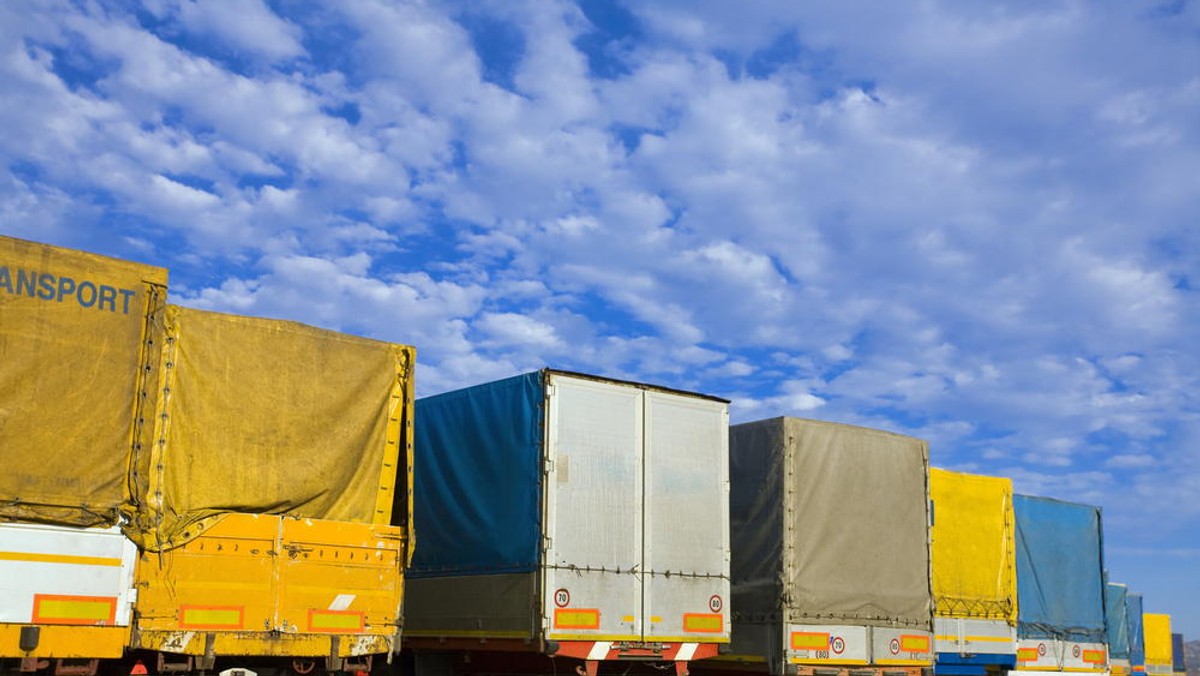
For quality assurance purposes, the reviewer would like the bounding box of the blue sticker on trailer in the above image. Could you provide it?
[1107,583,1131,660]
[1128,592,1145,668]
[1013,494,1106,642]
[410,371,545,576]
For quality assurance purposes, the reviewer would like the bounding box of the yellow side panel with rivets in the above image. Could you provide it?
[134,513,404,658]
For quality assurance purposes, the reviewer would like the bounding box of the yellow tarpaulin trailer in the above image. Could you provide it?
[1144,614,1173,676]
[128,305,416,665]
[930,468,1018,622]
[929,468,1018,671]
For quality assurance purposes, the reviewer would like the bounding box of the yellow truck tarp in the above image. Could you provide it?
[127,304,414,552]
[1144,613,1173,669]
[930,468,1018,622]
[0,235,166,527]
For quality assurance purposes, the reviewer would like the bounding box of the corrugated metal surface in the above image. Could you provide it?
[128,305,414,551]
[929,468,1017,623]
[0,235,167,528]
[1013,495,1106,642]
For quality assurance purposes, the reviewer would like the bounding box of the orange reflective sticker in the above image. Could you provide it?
[32,594,117,625]
[791,631,831,650]
[554,608,600,630]
[309,609,365,633]
[682,613,724,633]
[179,605,245,629]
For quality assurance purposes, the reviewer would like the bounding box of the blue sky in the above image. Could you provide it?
[2,0,1198,637]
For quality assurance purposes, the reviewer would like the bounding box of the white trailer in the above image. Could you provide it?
[405,369,730,676]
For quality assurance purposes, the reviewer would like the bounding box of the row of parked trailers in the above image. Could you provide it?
[0,235,1188,676]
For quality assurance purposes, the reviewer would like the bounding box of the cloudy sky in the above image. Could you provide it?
[3,0,1198,637]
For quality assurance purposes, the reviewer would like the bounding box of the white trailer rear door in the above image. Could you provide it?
[643,391,730,642]
[543,374,644,642]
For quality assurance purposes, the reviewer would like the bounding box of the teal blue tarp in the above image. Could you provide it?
[1013,494,1106,642]
[1107,583,1130,660]
[410,371,544,576]
[1129,592,1146,667]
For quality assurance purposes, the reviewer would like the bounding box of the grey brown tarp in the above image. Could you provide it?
[730,417,933,629]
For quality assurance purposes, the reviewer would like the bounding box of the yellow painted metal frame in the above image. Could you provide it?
[134,512,405,658]
[392,346,416,564]
[0,624,130,659]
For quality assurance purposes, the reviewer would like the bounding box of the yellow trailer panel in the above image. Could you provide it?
[0,235,166,527]
[0,625,129,659]
[134,513,405,659]
[1144,613,1173,674]
[929,468,1017,622]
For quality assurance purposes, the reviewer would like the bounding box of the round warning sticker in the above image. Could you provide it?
[1073,645,1082,658]
[890,638,900,655]
[554,589,570,608]
[709,595,723,612]
[831,637,846,655]
[1038,643,1047,656]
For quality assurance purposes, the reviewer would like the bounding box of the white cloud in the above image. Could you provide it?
[476,312,563,350]
[171,0,305,62]
[1106,454,1157,469]
[182,254,488,368]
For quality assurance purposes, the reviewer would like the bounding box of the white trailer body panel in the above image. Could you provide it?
[643,390,730,641]
[935,617,1017,656]
[784,624,871,665]
[541,373,731,644]
[0,522,138,626]
[1017,638,1110,672]
[543,374,644,641]
[872,625,935,665]
[782,624,934,666]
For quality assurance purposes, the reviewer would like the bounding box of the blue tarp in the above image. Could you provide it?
[410,371,545,576]
[1128,592,1146,668]
[1173,634,1187,672]
[1107,583,1131,660]
[1013,494,1106,642]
